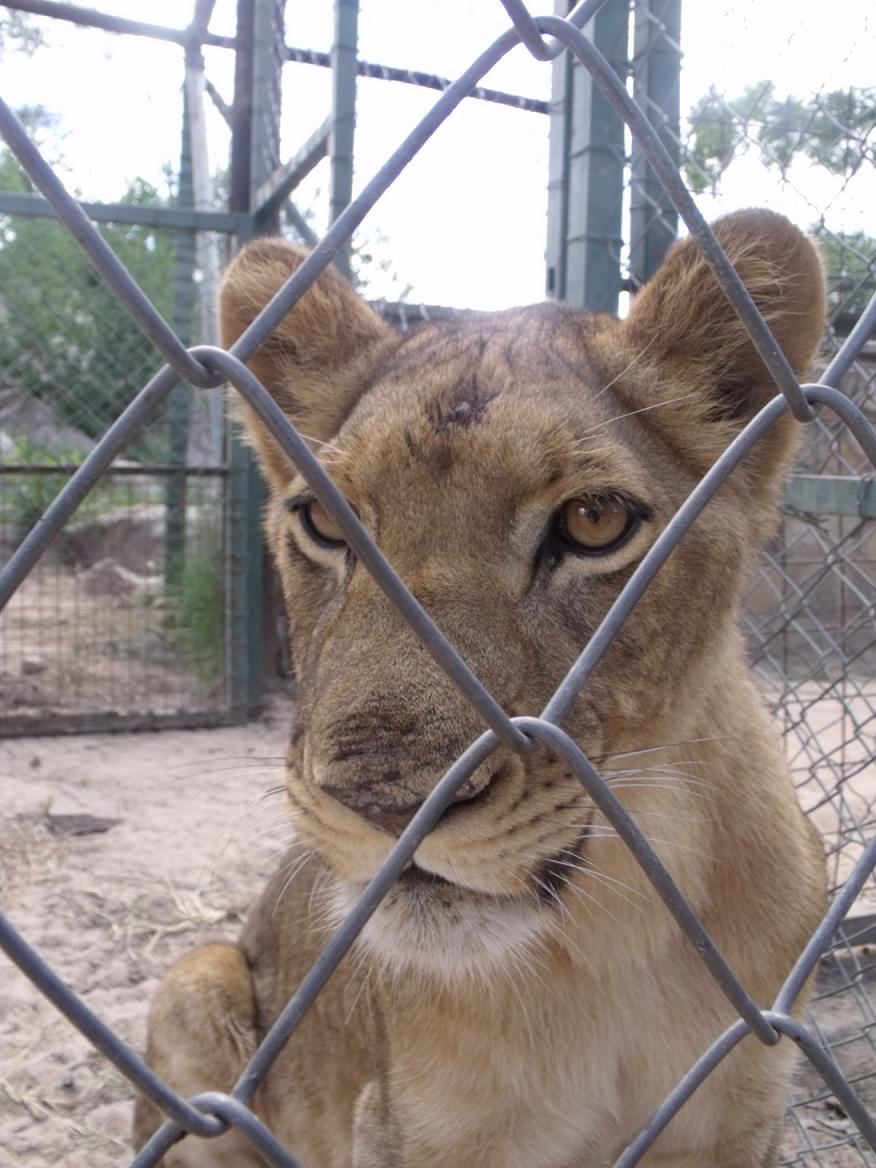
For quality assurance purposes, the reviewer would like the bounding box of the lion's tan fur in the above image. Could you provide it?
[135,210,827,1167]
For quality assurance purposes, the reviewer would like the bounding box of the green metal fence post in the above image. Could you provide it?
[251,0,284,235]
[629,0,681,288]
[546,0,630,313]
[329,0,359,280]
[226,0,285,716]
[227,316,266,716]
[165,81,195,597]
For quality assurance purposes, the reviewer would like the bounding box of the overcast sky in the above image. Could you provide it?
[2,0,875,308]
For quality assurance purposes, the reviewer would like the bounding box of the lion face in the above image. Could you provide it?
[221,212,825,981]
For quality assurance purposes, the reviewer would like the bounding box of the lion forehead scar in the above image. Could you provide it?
[431,387,498,434]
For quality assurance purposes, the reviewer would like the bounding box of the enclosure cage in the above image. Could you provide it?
[0,0,876,1165]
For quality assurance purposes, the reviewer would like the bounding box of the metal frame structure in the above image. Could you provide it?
[545,0,681,310]
[0,0,557,732]
[0,0,550,235]
[2,0,870,739]
[1,0,876,1164]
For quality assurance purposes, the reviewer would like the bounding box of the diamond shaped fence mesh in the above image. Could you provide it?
[0,2,875,1166]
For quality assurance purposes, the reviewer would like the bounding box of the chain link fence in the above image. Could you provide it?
[0,210,238,731]
[0,196,246,730]
[667,9,876,1159]
[0,2,254,733]
[1,0,876,1165]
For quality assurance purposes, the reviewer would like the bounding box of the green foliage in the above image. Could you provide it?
[685,83,876,333]
[0,437,86,535]
[685,82,876,192]
[685,89,741,195]
[172,544,224,684]
[0,438,154,536]
[0,11,45,58]
[0,150,179,456]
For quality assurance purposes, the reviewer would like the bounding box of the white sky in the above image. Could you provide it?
[2,0,875,308]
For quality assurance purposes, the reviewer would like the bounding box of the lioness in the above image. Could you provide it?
[135,210,827,1167]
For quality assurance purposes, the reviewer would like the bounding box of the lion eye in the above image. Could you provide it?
[557,496,640,555]
[299,499,347,548]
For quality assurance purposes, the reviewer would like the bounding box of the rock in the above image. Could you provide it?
[60,504,166,572]
[20,657,47,676]
[0,390,95,457]
[47,812,122,837]
[78,558,163,599]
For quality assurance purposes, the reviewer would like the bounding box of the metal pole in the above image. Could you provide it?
[227,0,258,717]
[629,0,681,289]
[229,0,254,217]
[184,34,224,462]
[226,0,285,715]
[545,0,629,312]
[251,0,284,232]
[228,368,266,716]
[0,0,235,48]
[164,82,195,596]
[329,0,359,280]
[546,0,573,300]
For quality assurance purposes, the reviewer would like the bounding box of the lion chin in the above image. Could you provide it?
[329,867,552,984]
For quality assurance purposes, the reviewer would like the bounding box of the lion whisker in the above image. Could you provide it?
[552,853,654,909]
[592,335,659,400]
[602,764,712,784]
[574,392,700,439]
[567,824,619,836]
[345,958,374,1025]
[593,736,732,764]
[554,871,623,927]
[272,851,316,918]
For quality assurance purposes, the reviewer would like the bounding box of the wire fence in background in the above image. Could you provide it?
[655,10,876,1156]
[0,1,875,1165]
[0,205,239,730]
[0,111,249,730]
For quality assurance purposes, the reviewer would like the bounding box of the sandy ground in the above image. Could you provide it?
[1,703,291,1167]
[1,700,875,1167]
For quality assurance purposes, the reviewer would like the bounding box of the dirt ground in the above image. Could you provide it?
[1,704,291,1167]
[1,702,875,1167]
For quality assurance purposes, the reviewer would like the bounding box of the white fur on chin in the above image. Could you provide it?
[330,875,551,985]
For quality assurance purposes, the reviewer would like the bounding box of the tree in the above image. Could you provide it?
[685,82,876,192]
[684,83,876,334]
[0,10,44,57]
[0,132,178,455]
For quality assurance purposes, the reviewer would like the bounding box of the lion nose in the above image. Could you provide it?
[319,755,503,837]
[322,787,423,837]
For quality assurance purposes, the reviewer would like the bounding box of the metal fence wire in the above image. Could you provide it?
[0,192,243,731]
[1,1,876,1165]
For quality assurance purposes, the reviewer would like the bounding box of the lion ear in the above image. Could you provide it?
[617,209,826,471]
[220,239,394,491]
